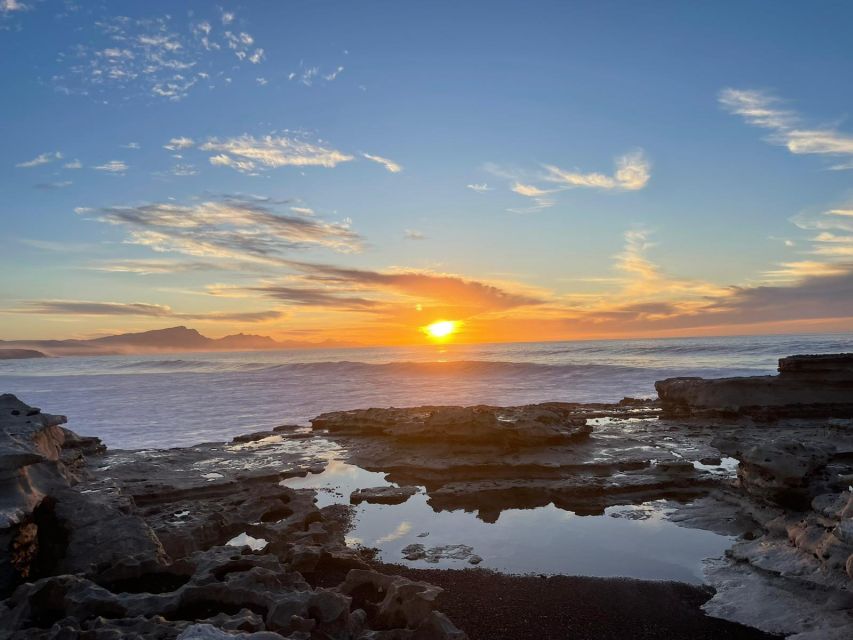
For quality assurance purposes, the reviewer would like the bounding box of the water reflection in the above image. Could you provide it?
[281,459,733,584]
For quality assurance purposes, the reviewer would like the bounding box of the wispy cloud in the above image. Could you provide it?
[89,259,232,275]
[285,262,544,314]
[1,0,28,14]
[53,10,265,101]
[121,142,141,150]
[16,151,62,168]
[765,205,853,282]
[34,180,73,190]
[248,285,381,310]
[404,229,426,240]
[201,134,353,173]
[362,152,403,173]
[720,88,853,164]
[542,151,651,191]
[467,183,492,193]
[10,300,283,323]
[64,159,82,169]
[489,151,650,213]
[81,194,363,263]
[164,136,194,151]
[93,160,128,174]
[288,61,344,87]
[511,183,556,197]
[170,163,198,177]
[324,66,344,81]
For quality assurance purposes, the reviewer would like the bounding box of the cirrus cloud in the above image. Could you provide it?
[80,194,363,262]
[200,134,354,173]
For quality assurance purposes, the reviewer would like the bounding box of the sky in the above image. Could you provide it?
[1,0,852,345]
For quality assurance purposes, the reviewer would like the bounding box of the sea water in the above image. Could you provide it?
[1,333,850,449]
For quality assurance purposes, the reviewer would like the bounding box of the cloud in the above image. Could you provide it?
[201,135,354,173]
[164,136,194,151]
[53,10,265,101]
[171,163,198,177]
[16,151,62,168]
[1,0,28,14]
[511,183,556,197]
[508,182,558,213]
[248,285,381,310]
[362,152,402,173]
[64,159,82,169]
[720,88,853,163]
[82,195,363,262]
[235,261,545,327]
[467,183,492,193]
[404,229,426,240]
[122,142,141,150]
[286,261,544,314]
[34,180,73,190]
[542,151,651,191]
[93,160,128,174]
[89,259,232,275]
[324,66,344,81]
[486,151,650,213]
[762,205,853,282]
[11,300,283,323]
[507,198,557,214]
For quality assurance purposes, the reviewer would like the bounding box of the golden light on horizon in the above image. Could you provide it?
[424,320,459,340]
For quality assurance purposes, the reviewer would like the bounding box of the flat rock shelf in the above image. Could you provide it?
[1,353,852,639]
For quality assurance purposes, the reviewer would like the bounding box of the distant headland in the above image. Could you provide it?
[0,326,359,357]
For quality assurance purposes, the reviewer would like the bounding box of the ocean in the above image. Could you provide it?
[1,333,850,449]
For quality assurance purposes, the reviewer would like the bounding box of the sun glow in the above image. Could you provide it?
[424,320,458,340]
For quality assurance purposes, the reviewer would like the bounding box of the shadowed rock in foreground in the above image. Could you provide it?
[0,395,466,639]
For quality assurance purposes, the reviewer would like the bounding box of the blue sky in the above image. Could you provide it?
[1,0,852,343]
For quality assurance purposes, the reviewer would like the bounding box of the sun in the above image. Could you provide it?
[423,320,458,340]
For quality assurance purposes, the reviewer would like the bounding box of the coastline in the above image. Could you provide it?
[1,354,852,639]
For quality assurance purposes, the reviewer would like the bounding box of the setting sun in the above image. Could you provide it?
[424,320,458,340]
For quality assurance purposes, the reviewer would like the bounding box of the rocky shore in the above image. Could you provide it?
[2,354,852,639]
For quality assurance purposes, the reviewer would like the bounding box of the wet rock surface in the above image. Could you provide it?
[312,405,593,449]
[308,357,853,639]
[2,353,852,639]
[0,397,466,640]
[350,486,419,505]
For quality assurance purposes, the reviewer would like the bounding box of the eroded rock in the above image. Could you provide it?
[351,486,419,505]
[0,395,467,640]
[312,404,592,449]
[656,353,853,418]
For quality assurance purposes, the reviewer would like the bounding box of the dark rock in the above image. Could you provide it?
[312,404,592,449]
[350,486,418,505]
[656,354,853,418]
[0,394,467,640]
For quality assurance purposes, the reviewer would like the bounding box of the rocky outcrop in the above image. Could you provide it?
[312,405,592,449]
[655,353,853,418]
[351,486,419,505]
[0,394,105,596]
[0,395,467,640]
[316,402,718,521]
[3,351,852,639]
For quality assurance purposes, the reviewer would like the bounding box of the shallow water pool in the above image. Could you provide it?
[282,458,733,584]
